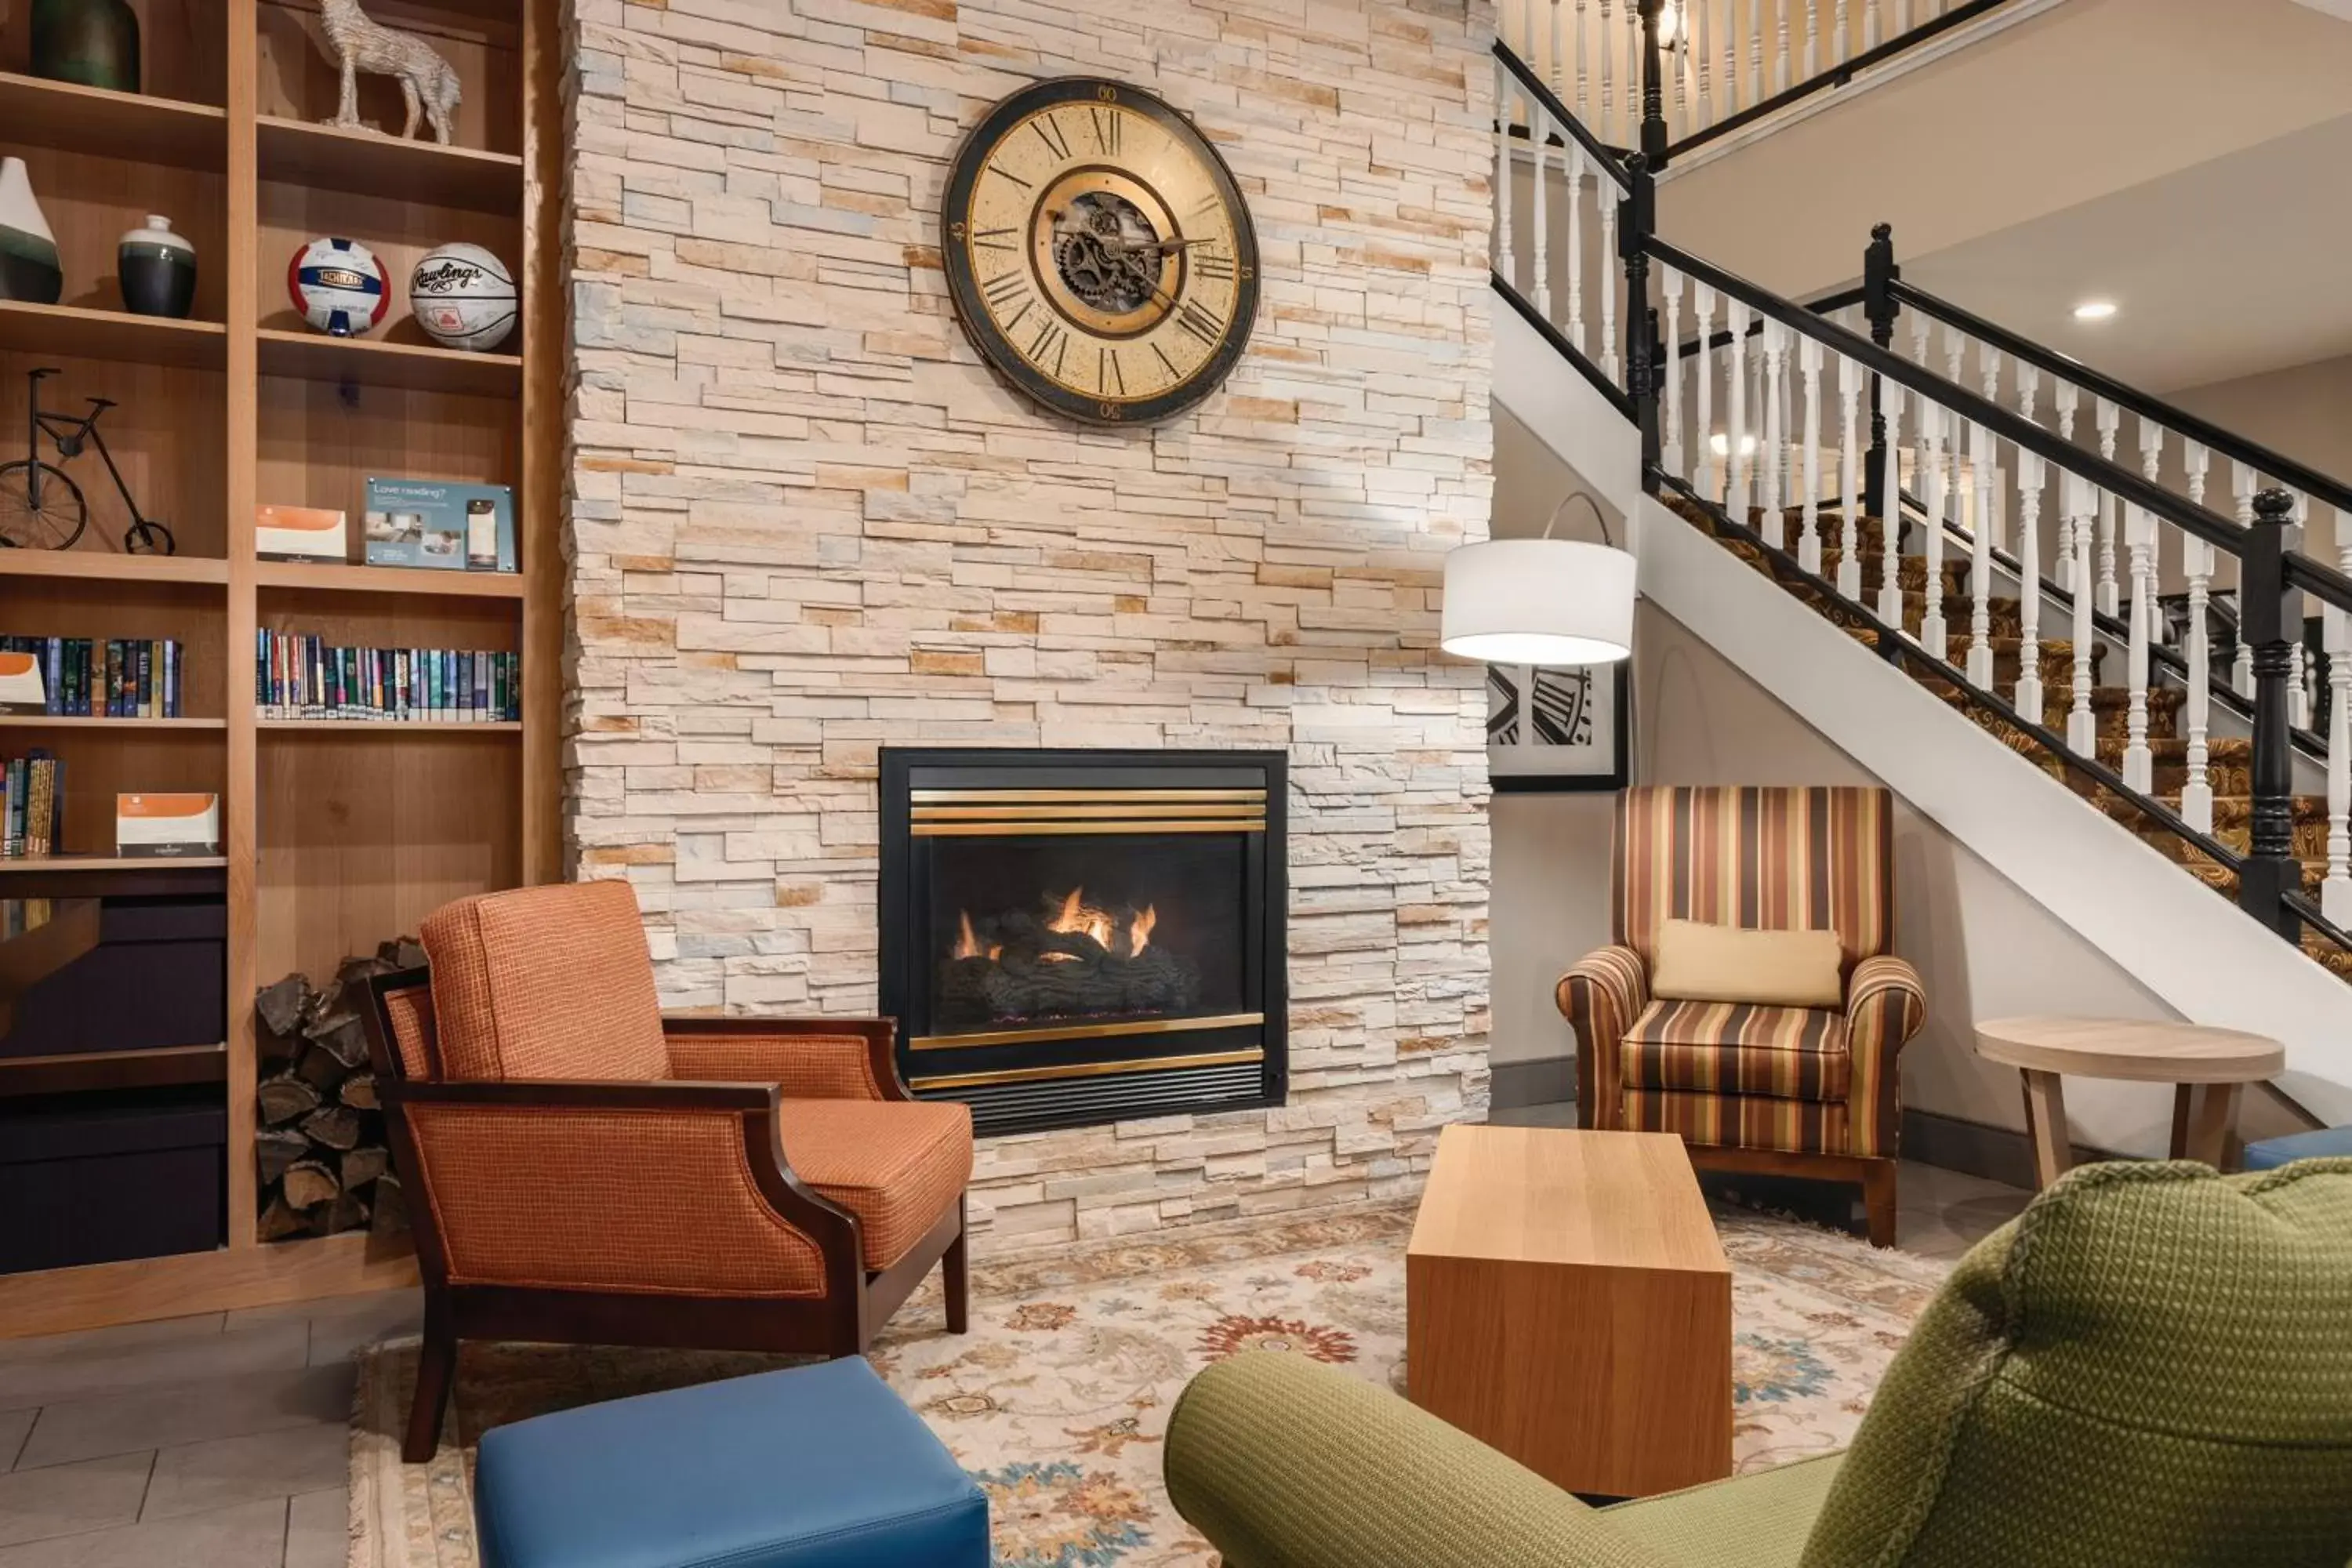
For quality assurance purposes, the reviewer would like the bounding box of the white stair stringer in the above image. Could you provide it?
[1493,303,1643,539]
[1632,497,2352,1127]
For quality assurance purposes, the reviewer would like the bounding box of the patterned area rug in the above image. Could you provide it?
[348,1203,1951,1567]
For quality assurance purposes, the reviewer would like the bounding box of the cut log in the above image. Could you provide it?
[338,1072,378,1111]
[258,1193,310,1243]
[339,1145,390,1190]
[371,1173,408,1237]
[255,1127,310,1184]
[256,1074,322,1126]
[303,1011,369,1068]
[314,1190,370,1236]
[379,936,426,971]
[256,974,312,1038]
[337,953,394,991]
[294,1044,348,1094]
[281,1160,339,1209]
[299,1105,363,1152]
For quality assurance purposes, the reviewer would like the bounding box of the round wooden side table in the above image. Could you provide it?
[1972,1016,2286,1189]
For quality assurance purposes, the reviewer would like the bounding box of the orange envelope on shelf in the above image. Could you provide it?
[256,504,350,564]
[116,793,221,858]
[0,651,43,714]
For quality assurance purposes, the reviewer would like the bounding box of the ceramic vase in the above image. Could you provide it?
[0,161,63,306]
[118,215,195,318]
[31,0,140,94]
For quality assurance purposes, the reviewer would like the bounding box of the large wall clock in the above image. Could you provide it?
[941,77,1259,426]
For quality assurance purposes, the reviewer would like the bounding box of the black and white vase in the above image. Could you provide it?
[0,160,62,306]
[118,214,195,318]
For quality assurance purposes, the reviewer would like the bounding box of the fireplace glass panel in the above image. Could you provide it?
[925,832,1249,1037]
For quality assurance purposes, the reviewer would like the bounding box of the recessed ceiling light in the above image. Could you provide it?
[2072,300,2118,321]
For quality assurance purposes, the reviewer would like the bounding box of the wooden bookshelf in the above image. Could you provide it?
[0,0,561,1336]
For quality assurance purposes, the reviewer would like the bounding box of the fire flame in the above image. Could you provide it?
[1050,887,1118,949]
[953,909,981,960]
[1131,903,1156,956]
[953,887,1160,963]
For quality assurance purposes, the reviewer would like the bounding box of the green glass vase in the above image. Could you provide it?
[31,0,141,95]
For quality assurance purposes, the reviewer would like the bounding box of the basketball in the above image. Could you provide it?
[409,243,517,353]
[288,237,387,338]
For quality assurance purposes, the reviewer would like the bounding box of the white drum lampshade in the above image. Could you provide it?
[1441,536,1635,666]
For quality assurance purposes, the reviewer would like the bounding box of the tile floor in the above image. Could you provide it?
[0,1116,2030,1566]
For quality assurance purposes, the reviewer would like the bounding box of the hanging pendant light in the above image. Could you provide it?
[1440,492,1635,666]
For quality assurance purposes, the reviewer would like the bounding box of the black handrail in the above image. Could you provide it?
[1643,234,2278,569]
[1661,0,2027,162]
[1494,270,1635,419]
[1889,279,2352,521]
[1672,283,1867,361]
[1492,40,1630,188]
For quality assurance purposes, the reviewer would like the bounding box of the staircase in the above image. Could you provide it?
[1486,2,2352,1122]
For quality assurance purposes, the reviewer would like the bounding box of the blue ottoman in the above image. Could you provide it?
[2244,1125,2352,1171]
[474,1357,989,1568]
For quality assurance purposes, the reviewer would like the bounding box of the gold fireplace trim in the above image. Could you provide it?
[912,818,1263,837]
[909,1047,1265,1091]
[911,788,1266,806]
[913,803,1265,821]
[909,1010,1266,1051]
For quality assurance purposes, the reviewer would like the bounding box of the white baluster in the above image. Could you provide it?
[2292,493,2314,731]
[1748,0,1764,111]
[1670,0,1688,132]
[2329,515,2352,926]
[1598,0,1613,140]
[1976,343,2002,550]
[1799,335,1823,575]
[1562,146,1585,355]
[1598,194,1619,381]
[2094,398,2120,617]
[1760,319,1786,547]
[2015,364,2041,573]
[1968,419,1994,688]
[1864,0,1880,50]
[1625,0,1642,147]
[1894,0,1910,31]
[1494,62,1515,286]
[1727,299,1751,520]
[1722,0,1739,114]
[1920,401,1947,659]
[2123,503,2154,793]
[1530,103,1551,320]
[1661,267,1686,480]
[2181,524,2216,834]
[1838,352,1861,597]
[1693,283,1717,499]
[2053,383,2078,593]
[2230,459,2256,698]
[1576,0,1591,121]
[2066,473,2096,756]
[1878,380,1905,626]
[1835,0,1850,64]
[1775,2,1791,94]
[1805,0,1820,78]
[1694,0,1713,127]
[2016,450,2045,724]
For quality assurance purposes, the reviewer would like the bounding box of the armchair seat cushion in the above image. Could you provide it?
[775,1099,973,1271]
[1622,1000,1850,1102]
[1625,1087,1852,1156]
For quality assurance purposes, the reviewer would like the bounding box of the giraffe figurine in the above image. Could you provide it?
[314,0,463,145]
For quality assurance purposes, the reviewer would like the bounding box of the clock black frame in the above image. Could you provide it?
[940,76,1260,428]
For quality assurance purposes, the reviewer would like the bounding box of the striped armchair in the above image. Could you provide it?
[359,880,973,1462]
[1556,786,1926,1245]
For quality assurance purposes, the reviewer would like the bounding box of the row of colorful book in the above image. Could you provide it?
[0,637,185,718]
[0,752,62,857]
[255,631,521,722]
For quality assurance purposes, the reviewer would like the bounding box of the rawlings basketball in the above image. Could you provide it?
[288,237,387,338]
[409,243,516,353]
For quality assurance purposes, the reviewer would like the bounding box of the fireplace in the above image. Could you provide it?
[878,749,1287,1135]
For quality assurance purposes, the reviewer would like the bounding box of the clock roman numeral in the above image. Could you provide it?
[1100,347,1124,396]
[1029,319,1068,376]
[1189,192,1223,219]
[1090,107,1120,154]
[1175,300,1226,346]
[1152,343,1180,379]
[1193,249,1236,281]
[1031,114,1071,160]
[982,270,1029,310]
[987,163,1033,190]
[973,227,1018,250]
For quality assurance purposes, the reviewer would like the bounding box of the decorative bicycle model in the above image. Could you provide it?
[0,368,176,554]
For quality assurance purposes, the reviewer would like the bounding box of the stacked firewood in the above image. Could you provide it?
[252,938,422,1243]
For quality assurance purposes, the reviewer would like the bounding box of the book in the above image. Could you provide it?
[253,629,518,723]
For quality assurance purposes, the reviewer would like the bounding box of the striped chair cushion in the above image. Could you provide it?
[1613,786,1894,975]
[1623,1087,1853,1156]
[1621,999,1851,1102]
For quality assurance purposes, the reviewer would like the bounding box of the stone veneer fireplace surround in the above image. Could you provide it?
[879,748,1287,1136]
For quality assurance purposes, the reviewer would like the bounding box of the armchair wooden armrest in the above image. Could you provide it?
[1555,945,1651,1130]
[660,1015,909,1102]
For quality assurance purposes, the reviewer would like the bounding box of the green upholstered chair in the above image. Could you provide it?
[1163,1160,2352,1568]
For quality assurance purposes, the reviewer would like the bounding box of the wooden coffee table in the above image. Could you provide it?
[1973,1015,2287,1189]
[1406,1125,1732,1499]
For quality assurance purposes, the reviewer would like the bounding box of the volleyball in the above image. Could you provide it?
[287,237,387,338]
[409,243,517,352]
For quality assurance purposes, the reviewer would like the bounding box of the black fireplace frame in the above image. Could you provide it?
[877,747,1287,1136]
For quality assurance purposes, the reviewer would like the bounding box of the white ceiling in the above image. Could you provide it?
[1901,111,2352,396]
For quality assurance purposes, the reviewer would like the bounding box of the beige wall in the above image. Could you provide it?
[565,0,1497,1247]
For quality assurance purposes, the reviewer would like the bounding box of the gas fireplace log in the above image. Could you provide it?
[257,1194,310,1243]
[339,1145,389,1191]
[255,1127,310,1184]
[257,1073,323,1126]
[299,1105,364,1152]
[281,1160,340,1209]
[946,942,1203,1022]
[339,1072,378,1110]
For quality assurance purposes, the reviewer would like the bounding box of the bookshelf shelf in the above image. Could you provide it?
[254,561,525,599]
[0,855,228,873]
[0,1042,227,1098]
[255,328,522,397]
[0,74,227,170]
[0,302,228,372]
[0,554,230,586]
[0,717,224,731]
[257,115,523,213]
[258,719,522,733]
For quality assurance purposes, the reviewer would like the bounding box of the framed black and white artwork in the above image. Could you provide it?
[1486,662,1629,793]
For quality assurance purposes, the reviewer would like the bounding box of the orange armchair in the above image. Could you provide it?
[1556,786,1926,1247]
[361,880,971,1462]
